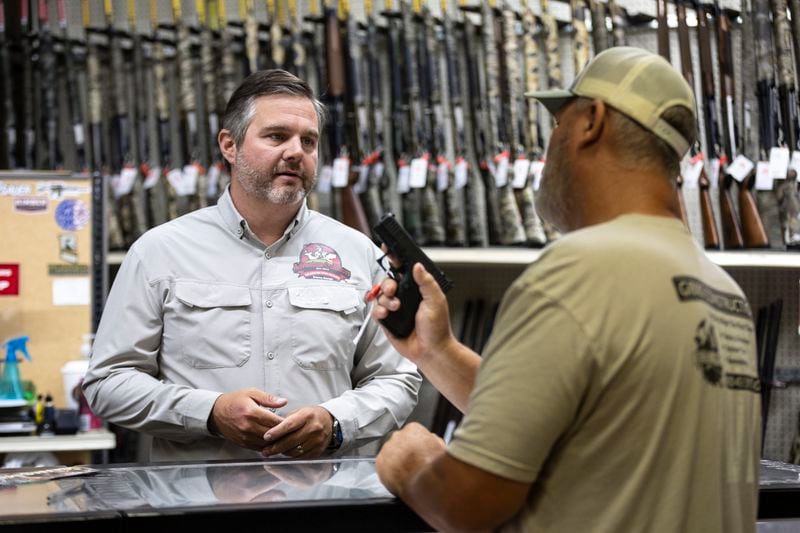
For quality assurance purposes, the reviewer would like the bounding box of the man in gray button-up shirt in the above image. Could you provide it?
[83,70,421,462]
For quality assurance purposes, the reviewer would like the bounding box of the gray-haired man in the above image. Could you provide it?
[85,69,421,462]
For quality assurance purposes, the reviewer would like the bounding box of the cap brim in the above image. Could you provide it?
[524,89,575,117]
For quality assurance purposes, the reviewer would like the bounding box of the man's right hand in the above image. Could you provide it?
[208,388,288,451]
[372,262,457,370]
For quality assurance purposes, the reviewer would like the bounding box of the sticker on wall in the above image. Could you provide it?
[0,182,32,196]
[55,199,90,231]
[13,196,48,214]
[48,264,89,275]
[0,264,20,296]
[58,234,79,264]
[36,182,91,199]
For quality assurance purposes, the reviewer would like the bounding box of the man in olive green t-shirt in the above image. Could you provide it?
[371,47,760,533]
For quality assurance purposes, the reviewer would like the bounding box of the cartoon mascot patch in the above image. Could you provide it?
[292,243,352,282]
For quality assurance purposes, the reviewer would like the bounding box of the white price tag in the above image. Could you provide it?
[726,155,754,183]
[397,165,411,193]
[683,160,704,188]
[180,164,199,195]
[332,157,350,188]
[708,158,720,188]
[207,164,220,197]
[166,168,184,194]
[353,165,370,194]
[316,165,333,193]
[454,159,468,190]
[494,156,510,187]
[755,162,774,191]
[769,147,790,180]
[373,162,384,180]
[790,151,800,177]
[409,157,428,188]
[73,124,85,146]
[512,158,531,189]
[143,166,161,189]
[436,162,449,192]
[530,160,545,190]
[114,166,138,197]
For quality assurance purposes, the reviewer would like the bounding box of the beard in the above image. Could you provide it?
[234,150,316,205]
[535,132,573,233]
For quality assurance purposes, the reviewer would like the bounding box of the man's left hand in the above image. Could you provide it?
[261,406,334,459]
[376,422,446,496]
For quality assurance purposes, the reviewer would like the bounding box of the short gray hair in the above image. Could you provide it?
[605,102,697,181]
[221,69,327,166]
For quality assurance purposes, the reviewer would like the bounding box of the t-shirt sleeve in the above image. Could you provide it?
[448,280,594,483]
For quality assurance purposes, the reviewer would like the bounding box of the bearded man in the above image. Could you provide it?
[85,69,421,462]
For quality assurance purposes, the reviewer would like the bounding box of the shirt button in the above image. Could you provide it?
[267,351,275,360]
[266,301,273,308]
[236,227,243,236]
[265,252,271,259]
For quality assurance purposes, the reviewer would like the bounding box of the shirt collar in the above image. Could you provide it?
[217,186,309,244]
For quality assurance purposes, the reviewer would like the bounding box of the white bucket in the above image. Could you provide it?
[61,360,89,410]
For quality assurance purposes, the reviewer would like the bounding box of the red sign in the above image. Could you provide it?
[0,264,20,296]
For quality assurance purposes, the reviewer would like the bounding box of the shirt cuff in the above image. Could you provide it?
[184,389,224,437]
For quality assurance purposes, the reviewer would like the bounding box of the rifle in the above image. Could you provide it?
[0,0,14,168]
[348,0,384,232]
[570,0,590,74]
[608,0,627,46]
[20,0,35,168]
[200,0,225,205]
[716,4,768,248]
[125,0,149,238]
[588,0,609,54]
[539,0,562,241]
[439,0,467,246]
[657,0,689,227]
[677,0,718,249]
[519,6,547,246]
[83,0,124,250]
[397,0,425,243]
[478,1,523,245]
[656,0,670,61]
[770,0,800,247]
[418,2,446,245]
[37,0,59,169]
[456,5,489,246]
[325,0,370,236]
[379,1,405,228]
[55,0,85,172]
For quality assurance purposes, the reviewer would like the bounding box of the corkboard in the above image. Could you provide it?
[0,172,93,408]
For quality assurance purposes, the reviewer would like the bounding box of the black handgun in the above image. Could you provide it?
[373,213,454,338]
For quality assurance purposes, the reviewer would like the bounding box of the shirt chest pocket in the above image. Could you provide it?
[174,281,252,369]
[287,285,363,371]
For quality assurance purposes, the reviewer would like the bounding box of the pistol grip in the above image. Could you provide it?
[379,276,422,339]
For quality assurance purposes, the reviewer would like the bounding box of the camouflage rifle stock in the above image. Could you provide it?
[771,0,800,247]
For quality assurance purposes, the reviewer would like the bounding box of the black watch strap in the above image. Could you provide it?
[328,418,343,450]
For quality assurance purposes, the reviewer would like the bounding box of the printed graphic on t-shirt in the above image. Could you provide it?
[674,276,761,393]
[292,243,352,282]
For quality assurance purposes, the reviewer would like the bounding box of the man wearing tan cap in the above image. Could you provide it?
[371,47,761,532]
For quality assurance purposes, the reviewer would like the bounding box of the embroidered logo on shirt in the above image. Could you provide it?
[292,243,352,282]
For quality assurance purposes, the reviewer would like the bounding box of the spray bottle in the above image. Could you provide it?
[1,336,32,400]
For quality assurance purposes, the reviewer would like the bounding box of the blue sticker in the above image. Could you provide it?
[55,199,90,231]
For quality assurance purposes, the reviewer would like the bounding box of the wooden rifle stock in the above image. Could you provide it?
[699,170,720,249]
[739,170,769,247]
[341,169,371,236]
[719,174,744,248]
[656,0,670,60]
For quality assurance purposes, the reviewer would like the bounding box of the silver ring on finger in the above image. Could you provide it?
[296,444,304,454]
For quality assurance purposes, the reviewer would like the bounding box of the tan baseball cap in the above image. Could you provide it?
[526,46,696,158]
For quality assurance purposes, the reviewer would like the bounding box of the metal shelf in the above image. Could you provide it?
[0,429,116,454]
[107,249,800,269]
[426,248,800,269]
